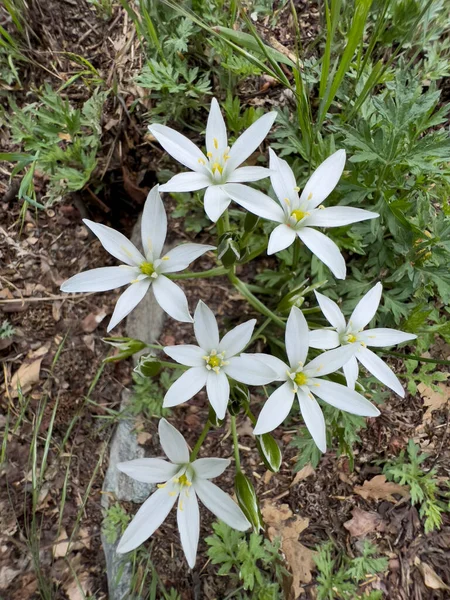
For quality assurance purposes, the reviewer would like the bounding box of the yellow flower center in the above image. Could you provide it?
[140,261,155,276]
[212,162,223,175]
[177,473,192,487]
[207,355,221,368]
[291,209,309,222]
[294,372,308,386]
[347,334,357,343]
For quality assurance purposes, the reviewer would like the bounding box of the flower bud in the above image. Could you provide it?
[133,354,162,377]
[218,233,240,267]
[255,433,282,472]
[229,383,250,416]
[102,337,147,363]
[208,405,225,427]
[234,472,263,533]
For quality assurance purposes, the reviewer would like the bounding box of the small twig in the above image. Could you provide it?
[0,293,94,304]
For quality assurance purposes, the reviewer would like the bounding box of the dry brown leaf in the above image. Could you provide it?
[416,559,449,590]
[262,502,314,599]
[10,344,49,397]
[291,464,315,487]
[344,507,385,537]
[354,475,409,503]
[81,308,107,333]
[53,528,70,558]
[418,382,450,422]
[64,572,92,600]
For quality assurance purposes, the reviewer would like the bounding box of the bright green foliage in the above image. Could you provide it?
[3,86,107,206]
[205,521,286,597]
[384,440,449,533]
[102,503,131,544]
[0,319,16,339]
[130,371,175,418]
[315,541,387,599]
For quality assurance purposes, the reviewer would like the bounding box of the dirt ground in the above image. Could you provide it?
[1,1,450,599]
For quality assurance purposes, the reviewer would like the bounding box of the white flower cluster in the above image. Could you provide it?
[61,98,416,568]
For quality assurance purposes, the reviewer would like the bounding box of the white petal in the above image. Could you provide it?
[226,111,277,171]
[177,488,200,569]
[226,166,271,183]
[163,367,208,408]
[60,266,138,292]
[116,485,177,553]
[206,97,227,155]
[107,279,151,331]
[299,149,346,209]
[204,185,231,222]
[152,275,193,323]
[304,344,357,377]
[304,206,379,228]
[297,227,346,280]
[308,329,340,350]
[164,344,205,367]
[310,378,380,416]
[149,123,207,171]
[357,347,405,397]
[158,418,190,463]
[159,171,210,193]
[246,353,288,381]
[192,457,230,479]
[269,148,299,205]
[253,382,295,434]
[140,185,167,261]
[218,319,256,357]
[343,356,359,389]
[314,291,347,332]
[159,243,216,274]
[359,328,417,348]
[117,458,178,483]
[224,355,278,385]
[83,219,144,267]
[267,223,297,255]
[286,306,309,368]
[222,183,285,223]
[194,478,250,531]
[297,389,326,453]
[194,300,219,352]
[206,370,230,420]
[349,282,382,332]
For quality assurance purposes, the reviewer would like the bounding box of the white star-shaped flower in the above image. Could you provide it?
[117,418,249,567]
[225,148,379,279]
[247,307,379,452]
[163,301,276,419]
[309,283,417,396]
[61,186,215,329]
[149,98,276,222]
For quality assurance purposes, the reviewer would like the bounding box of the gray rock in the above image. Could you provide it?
[101,214,166,600]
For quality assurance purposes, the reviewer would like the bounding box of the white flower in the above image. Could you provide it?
[61,186,215,330]
[309,283,417,396]
[249,307,379,452]
[163,301,277,419]
[225,148,379,279]
[117,418,249,566]
[148,98,276,222]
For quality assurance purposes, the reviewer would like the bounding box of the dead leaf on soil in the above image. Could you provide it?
[262,502,314,599]
[290,463,315,487]
[81,307,108,333]
[418,382,450,422]
[354,475,409,503]
[344,507,385,537]
[53,527,70,558]
[64,572,92,600]
[415,558,449,590]
[10,344,49,397]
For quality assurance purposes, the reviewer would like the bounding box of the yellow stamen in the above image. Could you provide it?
[307,192,313,200]
[140,261,155,276]
[213,137,219,149]
[198,158,206,165]
[207,151,213,158]
[157,483,166,488]
[294,186,300,192]
[207,355,221,368]
[284,197,291,206]
[347,334,357,343]
[294,372,308,386]
[212,162,223,175]
[223,153,230,161]
[291,209,309,222]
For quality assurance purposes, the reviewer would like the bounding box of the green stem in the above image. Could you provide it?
[228,272,286,329]
[231,416,241,472]
[249,317,272,345]
[189,420,211,461]
[159,360,188,370]
[216,210,230,237]
[380,350,450,367]
[292,237,301,268]
[168,266,227,280]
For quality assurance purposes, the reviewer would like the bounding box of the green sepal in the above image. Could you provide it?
[229,382,250,416]
[102,336,147,363]
[255,432,282,472]
[208,405,225,427]
[234,472,264,533]
[133,354,162,377]
[218,233,240,267]
[243,212,260,233]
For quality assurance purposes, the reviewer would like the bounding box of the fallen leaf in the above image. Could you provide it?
[291,463,315,487]
[344,507,385,537]
[10,344,49,397]
[53,528,70,558]
[137,431,152,444]
[64,572,92,600]
[0,566,21,590]
[81,308,107,333]
[237,417,254,437]
[418,382,450,422]
[354,475,409,503]
[262,502,314,599]
[416,559,449,590]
